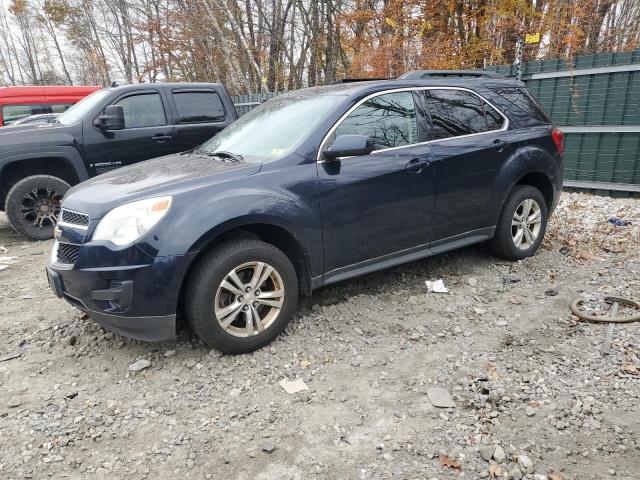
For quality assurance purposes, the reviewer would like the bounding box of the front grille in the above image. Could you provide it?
[57,243,80,264]
[60,209,89,227]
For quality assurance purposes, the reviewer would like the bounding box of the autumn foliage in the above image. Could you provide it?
[0,0,638,93]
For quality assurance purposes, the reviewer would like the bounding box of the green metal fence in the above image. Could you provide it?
[484,49,640,193]
[232,49,640,193]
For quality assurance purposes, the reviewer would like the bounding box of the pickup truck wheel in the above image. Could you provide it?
[490,185,548,261]
[185,239,299,354]
[5,175,70,240]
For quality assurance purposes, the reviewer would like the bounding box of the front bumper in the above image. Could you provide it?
[46,245,196,341]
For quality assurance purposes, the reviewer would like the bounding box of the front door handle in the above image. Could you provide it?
[492,139,508,152]
[406,158,430,173]
[152,134,172,143]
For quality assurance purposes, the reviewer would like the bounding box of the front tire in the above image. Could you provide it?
[489,185,548,261]
[185,239,299,354]
[5,175,70,240]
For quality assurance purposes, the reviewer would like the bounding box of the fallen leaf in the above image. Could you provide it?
[549,472,565,480]
[438,455,461,470]
[622,362,638,375]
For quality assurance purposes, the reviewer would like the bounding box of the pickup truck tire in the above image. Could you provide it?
[490,185,548,261]
[185,239,299,354]
[5,175,70,240]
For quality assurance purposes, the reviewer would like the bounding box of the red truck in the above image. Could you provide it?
[0,85,101,126]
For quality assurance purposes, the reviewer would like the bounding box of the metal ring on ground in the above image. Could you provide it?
[570,296,640,323]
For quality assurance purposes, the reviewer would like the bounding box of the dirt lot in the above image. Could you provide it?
[0,192,639,480]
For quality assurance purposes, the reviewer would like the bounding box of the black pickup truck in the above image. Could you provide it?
[0,83,237,239]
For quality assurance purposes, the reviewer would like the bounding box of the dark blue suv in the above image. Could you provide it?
[46,73,564,353]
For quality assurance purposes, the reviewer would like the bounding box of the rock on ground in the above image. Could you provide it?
[0,193,639,479]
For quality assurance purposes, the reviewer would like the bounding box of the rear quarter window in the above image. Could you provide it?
[173,90,226,123]
[490,87,550,124]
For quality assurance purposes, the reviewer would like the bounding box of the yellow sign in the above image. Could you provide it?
[525,33,540,44]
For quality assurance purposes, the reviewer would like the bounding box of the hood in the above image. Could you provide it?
[0,121,63,135]
[62,151,261,217]
[0,122,73,152]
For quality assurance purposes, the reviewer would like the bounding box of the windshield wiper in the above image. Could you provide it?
[193,149,244,163]
[210,150,244,162]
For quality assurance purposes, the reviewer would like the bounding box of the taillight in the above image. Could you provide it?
[552,128,565,156]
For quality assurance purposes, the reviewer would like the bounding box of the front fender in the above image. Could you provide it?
[0,146,89,182]
[138,190,323,277]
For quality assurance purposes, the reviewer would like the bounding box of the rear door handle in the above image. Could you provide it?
[405,158,431,173]
[492,139,508,152]
[152,134,172,143]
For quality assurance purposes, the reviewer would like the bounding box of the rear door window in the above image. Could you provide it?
[424,90,485,139]
[115,92,167,128]
[172,90,225,123]
[423,89,505,140]
[484,103,505,130]
[333,91,418,151]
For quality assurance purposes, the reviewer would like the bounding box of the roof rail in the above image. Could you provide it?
[399,70,504,80]
[329,77,391,84]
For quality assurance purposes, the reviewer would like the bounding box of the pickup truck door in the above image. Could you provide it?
[167,88,235,151]
[83,89,176,175]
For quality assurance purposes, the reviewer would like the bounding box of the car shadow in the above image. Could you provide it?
[86,242,503,354]
[299,242,498,315]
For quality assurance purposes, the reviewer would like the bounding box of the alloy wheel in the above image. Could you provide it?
[214,261,285,337]
[21,188,63,230]
[511,198,542,250]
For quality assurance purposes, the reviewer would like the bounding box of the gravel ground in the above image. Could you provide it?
[0,192,639,480]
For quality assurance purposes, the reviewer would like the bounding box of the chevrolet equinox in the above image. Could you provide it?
[46,72,564,353]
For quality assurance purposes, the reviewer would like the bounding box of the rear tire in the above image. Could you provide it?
[185,239,299,354]
[5,175,70,240]
[489,185,548,261]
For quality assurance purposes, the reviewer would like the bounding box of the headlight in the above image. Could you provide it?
[92,196,172,246]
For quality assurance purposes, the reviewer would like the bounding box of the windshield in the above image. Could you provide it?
[198,94,344,162]
[57,89,111,126]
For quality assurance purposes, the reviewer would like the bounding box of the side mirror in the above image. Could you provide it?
[93,105,125,131]
[323,134,373,160]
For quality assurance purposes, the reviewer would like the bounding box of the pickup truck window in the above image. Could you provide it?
[116,92,166,128]
[173,91,225,123]
[57,89,111,125]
